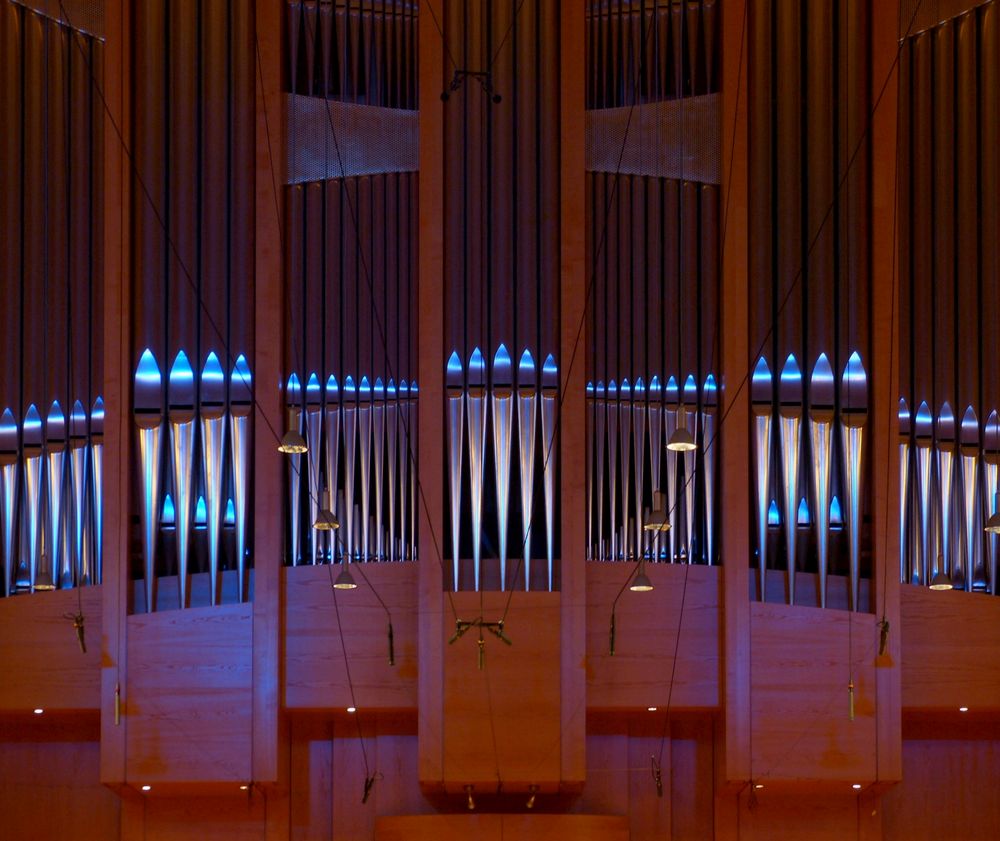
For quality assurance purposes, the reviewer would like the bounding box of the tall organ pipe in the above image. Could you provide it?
[230,357,252,601]
[778,355,803,605]
[467,349,488,591]
[201,353,226,604]
[840,353,868,611]
[135,350,164,612]
[492,346,514,589]
[808,354,835,607]
[541,355,558,591]
[305,374,323,564]
[168,352,196,608]
[446,354,464,589]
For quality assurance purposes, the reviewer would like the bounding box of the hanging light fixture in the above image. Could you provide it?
[929,555,953,591]
[333,564,357,590]
[643,491,672,532]
[630,559,654,592]
[278,407,307,454]
[666,410,697,452]
[313,487,339,530]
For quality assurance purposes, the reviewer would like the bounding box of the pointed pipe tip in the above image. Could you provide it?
[960,406,980,449]
[809,354,836,412]
[937,402,956,442]
[665,375,680,408]
[135,350,164,415]
[899,398,911,437]
[306,373,323,406]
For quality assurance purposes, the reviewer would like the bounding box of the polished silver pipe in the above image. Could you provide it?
[778,355,803,605]
[325,375,342,562]
[985,410,1000,595]
[632,378,646,560]
[400,380,412,560]
[305,374,323,565]
[23,405,46,590]
[342,376,357,562]
[959,406,980,591]
[230,357,252,601]
[358,376,373,561]
[467,349,488,591]
[385,379,397,562]
[914,401,934,586]
[44,401,69,590]
[751,359,773,599]
[287,373,305,566]
[201,353,227,603]
[595,381,606,560]
[69,401,89,587]
[492,346,514,589]
[664,376,680,562]
[619,379,632,558]
[135,350,164,611]
[541,354,558,590]
[648,377,663,561]
[90,397,104,585]
[373,378,386,561]
[168,352,196,607]
[840,352,868,611]
[682,375,699,561]
[936,402,956,585]
[0,410,17,596]
[607,380,619,560]
[518,351,538,586]
[809,354,835,607]
[899,399,911,585]
[702,375,718,565]
[446,356,464,588]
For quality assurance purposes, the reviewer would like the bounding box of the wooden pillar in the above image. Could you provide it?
[870,0,902,786]
[719,0,751,790]
[416,0,446,787]
[253,0,286,795]
[560,0,587,787]
[99,0,130,789]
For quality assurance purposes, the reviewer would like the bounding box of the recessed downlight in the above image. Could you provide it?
[346,706,357,713]
[32,708,43,715]
[852,784,862,790]
[239,784,249,791]
[959,706,969,712]
[754,784,764,790]
[647,706,657,712]
[141,785,151,792]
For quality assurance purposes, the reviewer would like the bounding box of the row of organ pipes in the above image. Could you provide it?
[586,373,718,566]
[752,352,868,611]
[134,349,253,612]
[285,371,418,566]
[899,400,1000,594]
[446,346,558,592]
[0,399,103,595]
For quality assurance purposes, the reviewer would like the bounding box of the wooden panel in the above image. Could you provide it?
[376,814,627,841]
[441,592,561,790]
[0,731,121,841]
[900,585,1000,710]
[284,564,417,710]
[125,604,252,783]
[0,587,101,711]
[585,563,721,709]
[749,602,878,783]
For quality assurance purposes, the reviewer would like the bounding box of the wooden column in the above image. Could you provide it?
[253,0,285,795]
[719,0,751,789]
[560,0,587,787]
[870,0,902,786]
[100,0,130,789]
[417,0,446,787]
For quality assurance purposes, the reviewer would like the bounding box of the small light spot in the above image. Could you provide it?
[347,706,357,714]
[239,785,249,791]
[852,784,862,790]
[959,706,969,713]
[647,706,657,712]
[141,785,151,792]
[32,708,43,715]
[754,784,764,790]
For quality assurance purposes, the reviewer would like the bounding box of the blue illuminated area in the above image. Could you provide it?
[46,400,66,442]
[767,499,781,528]
[751,356,772,403]
[399,379,408,398]
[161,493,176,528]
[961,406,979,438]
[797,497,811,527]
[91,396,105,425]
[201,352,225,387]
[0,409,17,453]
[542,353,557,377]
[607,379,618,399]
[493,344,512,385]
[69,400,88,438]
[446,351,463,384]
[595,380,605,398]
[136,348,162,389]
[23,404,43,441]
[374,377,385,399]
[841,352,868,411]
[386,379,396,399]
[620,378,631,400]
[224,498,236,528]
[343,375,356,397]
[915,401,933,437]
[169,351,194,386]
[683,374,697,404]
[703,374,718,405]
[830,496,843,530]
[665,375,679,404]
[633,377,645,396]
[586,381,594,395]
[194,495,207,530]
[231,355,253,403]
[285,372,302,404]
[648,375,661,398]
[306,373,322,406]
[898,398,910,429]
[409,380,418,396]
[468,347,486,384]
[326,374,340,400]
[780,353,801,384]
[518,349,535,383]
[359,376,372,399]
